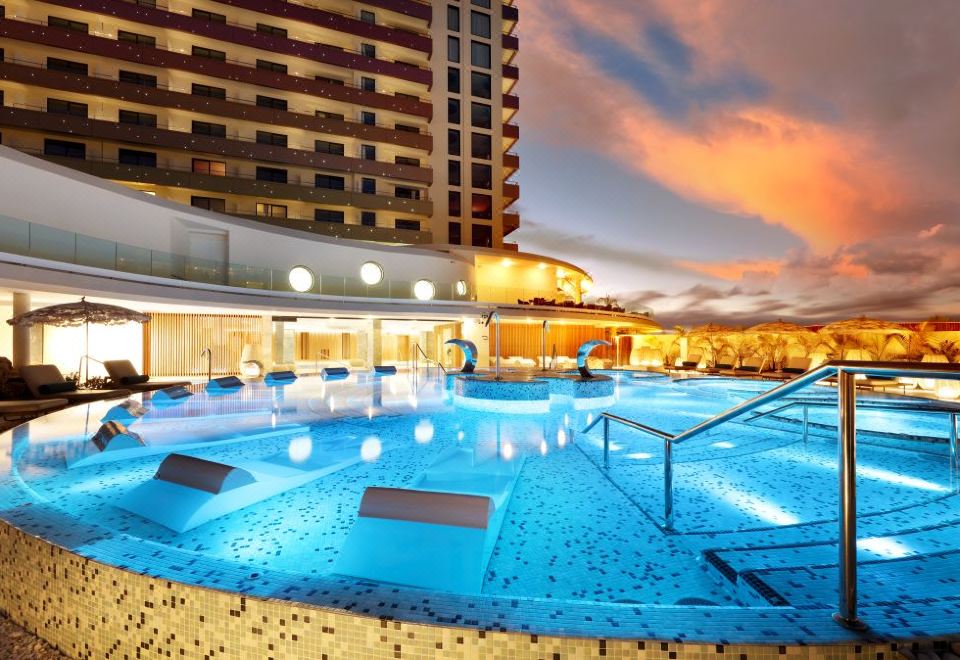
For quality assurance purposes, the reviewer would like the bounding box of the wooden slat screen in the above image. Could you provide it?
[492,324,615,361]
[146,313,265,377]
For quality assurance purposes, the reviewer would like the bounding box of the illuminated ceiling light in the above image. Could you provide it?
[581,278,594,294]
[455,280,467,296]
[501,258,513,267]
[414,279,435,301]
[288,266,315,293]
[360,261,384,285]
[538,262,548,270]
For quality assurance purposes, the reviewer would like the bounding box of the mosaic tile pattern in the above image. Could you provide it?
[0,373,958,657]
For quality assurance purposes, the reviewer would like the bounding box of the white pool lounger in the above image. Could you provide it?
[119,445,364,533]
[335,447,523,593]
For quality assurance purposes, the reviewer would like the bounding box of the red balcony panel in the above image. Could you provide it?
[503,211,520,236]
[361,0,432,21]
[0,61,432,151]
[502,4,519,23]
[503,123,520,140]
[0,106,433,183]
[38,0,431,85]
[0,19,431,118]
[503,182,520,201]
[503,63,519,80]
[209,0,431,53]
[502,33,519,51]
[503,94,519,110]
[503,151,519,170]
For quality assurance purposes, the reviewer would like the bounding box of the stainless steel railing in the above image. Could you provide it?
[582,360,960,629]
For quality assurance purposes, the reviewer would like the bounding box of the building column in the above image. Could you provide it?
[371,319,383,368]
[12,292,31,368]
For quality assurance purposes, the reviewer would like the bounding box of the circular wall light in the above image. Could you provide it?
[288,265,315,292]
[455,280,467,296]
[360,261,384,285]
[414,279,436,301]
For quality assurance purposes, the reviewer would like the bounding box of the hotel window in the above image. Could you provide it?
[449,191,462,216]
[447,37,461,63]
[396,219,421,231]
[118,109,157,127]
[192,83,226,98]
[315,174,345,190]
[449,221,462,245]
[360,77,376,92]
[395,187,421,200]
[316,109,345,120]
[471,11,491,38]
[360,144,376,160]
[48,16,88,33]
[471,102,492,129]
[472,0,491,7]
[316,75,345,86]
[472,163,492,189]
[125,0,157,6]
[257,23,287,38]
[448,160,461,185]
[192,8,226,23]
[360,43,376,58]
[47,98,87,117]
[44,138,85,159]
[118,149,157,167]
[192,46,226,61]
[257,60,287,74]
[448,99,461,123]
[256,131,288,147]
[256,166,287,183]
[192,120,227,138]
[191,196,226,213]
[315,140,344,155]
[395,123,420,133]
[256,95,287,111]
[471,132,492,160]
[471,41,491,68]
[360,10,375,24]
[120,70,157,87]
[192,159,226,176]
[361,211,376,227]
[47,58,88,75]
[472,224,493,248]
[448,67,461,93]
[361,177,377,194]
[447,5,460,31]
[396,156,420,167]
[471,72,492,99]
[361,111,376,126]
[472,193,492,219]
[118,30,156,47]
[314,209,344,223]
[256,203,287,219]
[448,129,461,156]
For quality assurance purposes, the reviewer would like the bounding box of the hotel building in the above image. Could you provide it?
[0,0,659,379]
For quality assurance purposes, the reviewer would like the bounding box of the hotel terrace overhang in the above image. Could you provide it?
[0,145,659,334]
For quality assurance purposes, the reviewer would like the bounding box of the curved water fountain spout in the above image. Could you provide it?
[484,310,501,380]
[541,320,550,372]
[200,347,212,382]
[577,340,612,379]
[444,339,479,373]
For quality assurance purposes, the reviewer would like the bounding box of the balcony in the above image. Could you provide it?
[503,181,520,202]
[503,123,520,140]
[502,33,519,51]
[503,63,519,80]
[503,93,520,110]
[502,4,519,23]
[503,151,520,172]
[503,211,520,236]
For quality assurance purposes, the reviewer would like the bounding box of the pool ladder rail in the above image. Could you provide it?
[582,359,960,630]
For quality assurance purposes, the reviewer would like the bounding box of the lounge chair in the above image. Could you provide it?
[720,357,766,378]
[763,357,812,380]
[701,361,735,375]
[668,353,702,373]
[104,360,190,392]
[0,398,69,430]
[19,364,131,403]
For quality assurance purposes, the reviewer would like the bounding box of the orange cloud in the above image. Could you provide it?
[678,258,783,281]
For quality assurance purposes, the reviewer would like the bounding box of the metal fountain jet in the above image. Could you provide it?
[484,310,501,380]
[200,347,212,382]
[541,320,550,372]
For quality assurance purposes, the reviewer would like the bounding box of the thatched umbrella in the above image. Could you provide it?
[747,320,815,335]
[7,297,151,382]
[819,317,911,334]
[819,317,912,361]
[688,323,737,336]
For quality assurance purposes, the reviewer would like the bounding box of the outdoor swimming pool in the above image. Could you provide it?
[2,371,959,646]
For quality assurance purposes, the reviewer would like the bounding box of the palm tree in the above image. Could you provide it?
[756,334,790,371]
[820,332,862,360]
[723,333,759,367]
[928,339,960,363]
[792,333,823,359]
[859,333,906,361]
[903,320,934,360]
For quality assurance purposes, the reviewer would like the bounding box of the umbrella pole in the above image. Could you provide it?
[85,320,89,385]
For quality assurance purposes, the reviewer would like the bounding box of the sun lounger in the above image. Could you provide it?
[205,376,244,395]
[264,370,298,386]
[321,367,349,379]
[763,357,812,380]
[373,365,398,375]
[719,357,766,378]
[19,364,132,403]
[667,353,702,373]
[103,360,190,392]
[701,361,734,374]
[0,398,69,429]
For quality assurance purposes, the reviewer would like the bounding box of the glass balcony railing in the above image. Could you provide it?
[0,214,474,303]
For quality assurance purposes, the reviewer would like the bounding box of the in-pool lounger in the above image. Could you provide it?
[335,446,523,593]
[119,443,366,533]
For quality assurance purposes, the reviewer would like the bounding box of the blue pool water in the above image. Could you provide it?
[2,371,959,643]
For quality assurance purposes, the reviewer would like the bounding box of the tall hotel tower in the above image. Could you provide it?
[0,0,520,248]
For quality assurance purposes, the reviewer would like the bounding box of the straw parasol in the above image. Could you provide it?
[819,317,911,334]
[688,323,736,336]
[7,297,151,382]
[746,320,815,335]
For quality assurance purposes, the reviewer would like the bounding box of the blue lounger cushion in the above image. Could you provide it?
[321,367,349,379]
[373,365,397,375]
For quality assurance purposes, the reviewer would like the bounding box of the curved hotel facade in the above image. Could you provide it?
[0,0,658,378]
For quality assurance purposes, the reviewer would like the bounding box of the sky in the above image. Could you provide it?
[510,0,960,327]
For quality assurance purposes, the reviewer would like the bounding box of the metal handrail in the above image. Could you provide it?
[412,343,446,378]
[582,360,960,629]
